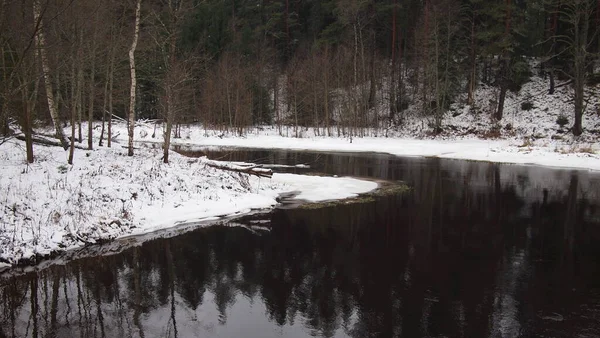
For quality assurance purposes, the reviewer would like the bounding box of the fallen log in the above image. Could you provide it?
[16,134,88,150]
[204,159,273,178]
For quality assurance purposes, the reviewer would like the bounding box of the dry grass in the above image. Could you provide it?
[518,138,534,148]
[482,128,502,139]
[555,144,597,155]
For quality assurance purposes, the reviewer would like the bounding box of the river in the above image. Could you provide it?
[1,149,599,338]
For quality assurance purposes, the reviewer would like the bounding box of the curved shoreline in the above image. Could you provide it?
[0,138,378,272]
[105,122,600,172]
[0,178,384,277]
[185,136,600,172]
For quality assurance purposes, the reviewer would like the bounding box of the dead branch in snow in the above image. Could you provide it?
[204,159,273,178]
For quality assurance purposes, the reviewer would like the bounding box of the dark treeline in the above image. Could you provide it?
[1,0,599,160]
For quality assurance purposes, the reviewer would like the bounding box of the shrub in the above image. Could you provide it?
[519,138,534,148]
[57,165,68,174]
[521,101,534,111]
[556,144,596,155]
[483,124,502,139]
[556,115,569,127]
[508,57,532,92]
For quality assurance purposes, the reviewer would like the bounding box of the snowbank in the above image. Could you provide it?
[272,173,377,202]
[110,122,600,171]
[0,140,377,267]
[195,134,600,171]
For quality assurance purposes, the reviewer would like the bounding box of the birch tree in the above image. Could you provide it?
[33,0,69,150]
[128,0,142,156]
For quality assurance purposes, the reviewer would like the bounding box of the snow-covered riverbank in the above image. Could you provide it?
[107,122,600,172]
[0,140,376,267]
[86,72,600,171]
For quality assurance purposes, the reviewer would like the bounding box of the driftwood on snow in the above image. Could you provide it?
[204,159,273,178]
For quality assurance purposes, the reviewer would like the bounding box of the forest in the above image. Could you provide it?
[1,0,599,162]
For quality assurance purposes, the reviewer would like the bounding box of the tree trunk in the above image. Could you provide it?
[496,0,512,122]
[33,0,68,150]
[163,118,173,163]
[496,83,507,121]
[164,91,172,164]
[56,66,63,128]
[77,30,84,143]
[397,29,404,119]
[0,100,8,136]
[353,23,358,87]
[573,89,583,136]
[69,55,76,164]
[23,94,34,163]
[482,58,488,84]
[496,58,509,121]
[285,0,290,58]
[390,0,397,120]
[548,68,555,94]
[422,0,430,111]
[87,38,97,150]
[439,14,452,131]
[324,45,330,136]
[572,0,590,136]
[0,48,8,136]
[467,18,476,105]
[128,0,142,156]
[313,55,319,133]
[108,54,114,148]
[99,61,109,147]
[368,32,376,110]
[274,73,281,135]
[69,104,76,164]
[0,1,7,136]
[434,17,441,131]
[0,44,8,135]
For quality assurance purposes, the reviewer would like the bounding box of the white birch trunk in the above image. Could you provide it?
[33,0,68,150]
[128,0,142,156]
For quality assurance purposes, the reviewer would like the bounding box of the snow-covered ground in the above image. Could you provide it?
[397,72,600,141]
[111,122,600,171]
[0,139,376,267]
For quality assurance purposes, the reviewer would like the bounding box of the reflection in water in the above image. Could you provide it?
[1,150,600,338]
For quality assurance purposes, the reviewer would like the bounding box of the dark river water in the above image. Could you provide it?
[1,149,600,338]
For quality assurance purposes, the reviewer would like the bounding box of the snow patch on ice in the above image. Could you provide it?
[271,173,377,202]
